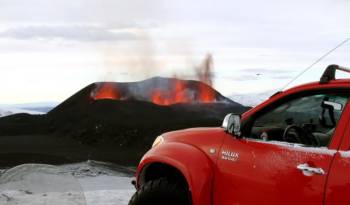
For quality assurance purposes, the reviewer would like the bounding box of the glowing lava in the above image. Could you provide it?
[92,78,217,105]
[151,79,191,105]
[174,80,190,104]
[92,83,120,100]
[151,90,172,106]
[198,83,216,103]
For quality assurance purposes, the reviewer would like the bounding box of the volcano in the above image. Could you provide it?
[0,77,248,167]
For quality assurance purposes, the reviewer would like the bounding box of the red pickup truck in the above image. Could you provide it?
[129,65,350,205]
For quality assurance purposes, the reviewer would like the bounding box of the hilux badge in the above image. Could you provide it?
[221,150,239,161]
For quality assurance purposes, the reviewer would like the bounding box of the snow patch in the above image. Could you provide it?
[0,190,85,205]
[0,107,44,117]
[339,151,350,158]
[0,102,59,117]
[84,189,134,205]
[0,161,135,205]
[230,90,275,107]
[247,138,337,156]
[292,146,336,156]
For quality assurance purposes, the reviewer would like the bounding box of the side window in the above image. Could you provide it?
[249,93,348,147]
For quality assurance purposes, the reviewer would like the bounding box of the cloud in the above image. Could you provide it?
[238,68,294,75]
[0,0,165,25]
[0,25,140,42]
[215,68,295,82]
[224,75,288,81]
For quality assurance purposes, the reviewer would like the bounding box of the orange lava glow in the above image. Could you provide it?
[174,80,190,104]
[92,83,120,100]
[151,80,191,105]
[198,83,216,103]
[151,90,172,106]
[92,79,217,105]
[151,79,216,105]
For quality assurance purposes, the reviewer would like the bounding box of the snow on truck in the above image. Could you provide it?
[129,64,350,205]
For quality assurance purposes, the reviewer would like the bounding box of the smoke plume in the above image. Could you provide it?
[195,54,214,86]
[100,34,215,86]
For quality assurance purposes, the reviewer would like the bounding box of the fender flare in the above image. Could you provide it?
[137,142,214,205]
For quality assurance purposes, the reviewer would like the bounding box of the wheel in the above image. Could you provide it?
[128,178,191,205]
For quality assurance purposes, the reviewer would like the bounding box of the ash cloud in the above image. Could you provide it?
[195,54,214,86]
[101,31,162,81]
[100,31,216,86]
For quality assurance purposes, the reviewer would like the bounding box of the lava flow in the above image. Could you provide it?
[151,79,191,105]
[91,78,218,106]
[198,83,216,103]
[91,82,120,100]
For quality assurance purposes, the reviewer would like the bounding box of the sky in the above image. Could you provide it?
[0,0,350,104]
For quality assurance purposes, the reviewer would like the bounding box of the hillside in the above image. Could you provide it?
[0,77,248,166]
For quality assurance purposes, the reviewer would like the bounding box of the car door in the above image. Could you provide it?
[214,91,350,205]
[325,117,350,205]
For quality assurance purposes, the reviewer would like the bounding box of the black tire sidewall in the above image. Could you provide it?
[129,178,190,205]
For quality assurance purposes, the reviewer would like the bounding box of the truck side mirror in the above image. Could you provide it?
[222,113,242,137]
[323,101,342,111]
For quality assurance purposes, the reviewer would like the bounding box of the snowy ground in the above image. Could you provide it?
[230,90,275,107]
[0,102,58,117]
[0,161,135,205]
[0,107,44,117]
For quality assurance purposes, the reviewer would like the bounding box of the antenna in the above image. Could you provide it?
[280,37,350,90]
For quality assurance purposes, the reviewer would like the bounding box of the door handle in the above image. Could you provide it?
[297,163,325,175]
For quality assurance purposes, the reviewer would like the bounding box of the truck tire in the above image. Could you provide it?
[128,178,191,205]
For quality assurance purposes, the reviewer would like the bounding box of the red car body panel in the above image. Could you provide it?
[325,152,350,205]
[137,128,226,205]
[214,137,335,205]
[325,114,350,205]
[136,80,350,205]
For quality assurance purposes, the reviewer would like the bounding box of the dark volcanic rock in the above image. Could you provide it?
[0,113,48,136]
[0,77,248,166]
